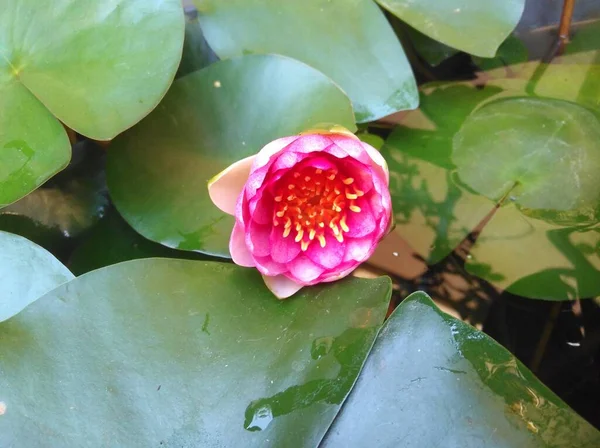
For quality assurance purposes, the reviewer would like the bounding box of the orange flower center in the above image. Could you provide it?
[272,165,363,251]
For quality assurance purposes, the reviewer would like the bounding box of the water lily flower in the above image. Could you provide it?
[208,127,392,299]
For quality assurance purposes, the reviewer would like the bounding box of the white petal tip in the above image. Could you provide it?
[208,155,255,215]
[262,274,303,299]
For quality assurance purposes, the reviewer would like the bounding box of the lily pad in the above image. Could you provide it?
[382,83,600,299]
[194,0,418,122]
[0,0,184,205]
[376,0,525,57]
[323,292,600,447]
[453,97,600,220]
[0,231,73,322]
[107,54,356,256]
[381,83,503,264]
[0,259,391,446]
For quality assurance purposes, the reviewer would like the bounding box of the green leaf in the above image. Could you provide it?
[323,292,600,447]
[376,0,525,57]
[382,84,600,299]
[382,83,502,264]
[453,97,600,219]
[194,0,418,122]
[107,54,356,256]
[68,210,208,276]
[0,140,109,258]
[0,259,391,446]
[0,231,73,322]
[0,0,184,205]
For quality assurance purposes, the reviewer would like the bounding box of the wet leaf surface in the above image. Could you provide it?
[376,0,525,57]
[0,0,184,204]
[0,259,391,447]
[323,292,600,447]
[195,0,418,122]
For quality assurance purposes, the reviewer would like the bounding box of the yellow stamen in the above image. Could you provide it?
[283,226,291,238]
[343,177,354,185]
[317,234,326,247]
[334,232,344,243]
[309,229,316,240]
[349,205,361,213]
[295,229,304,242]
[340,216,350,232]
[304,176,311,182]
[284,219,292,229]
[274,195,283,202]
[294,172,301,178]
[276,210,285,218]
[288,184,295,189]
[354,188,364,197]
[301,240,310,251]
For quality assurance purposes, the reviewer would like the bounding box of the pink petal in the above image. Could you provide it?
[362,142,389,184]
[208,155,255,215]
[344,197,376,238]
[337,157,374,196]
[229,222,255,267]
[289,255,325,284]
[328,134,372,165]
[254,256,288,276]
[285,134,333,154]
[270,229,301,264]
[253,136,299,171]
[319,262,359,283]
[271,150,306,171]
[290,153,339,172]
[343,236,375,263]
[249,191,274,225]
[262,274,303,300]
[330,134,389,184]
[247,221,271,257]
[305,233,345,269]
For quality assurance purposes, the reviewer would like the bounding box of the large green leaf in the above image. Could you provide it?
[453,97,600,219]
[194,0,418,122]
[0,259,391,446]
[382,84,600,299]
[376,0,525,57]
[107,54,356,256]
[0,231,73,322]
[454,97,600,299]
[0,0,184,205]
[323,292,600,447]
